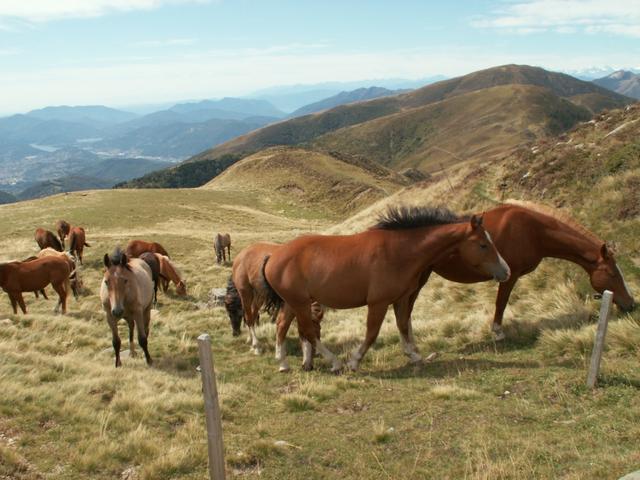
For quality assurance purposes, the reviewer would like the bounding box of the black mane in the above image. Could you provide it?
[110,247,131,270]
[372,205,464,230]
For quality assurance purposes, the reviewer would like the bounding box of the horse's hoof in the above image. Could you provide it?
[302,363,314,372]
[425,352,438,362]
[409,353,423,364]
[346,360,359,372]
[278,365,290,373]
[251,347,262,355]
[494,331,506,341]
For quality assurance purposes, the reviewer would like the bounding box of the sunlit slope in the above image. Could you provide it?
[202,146,408,215]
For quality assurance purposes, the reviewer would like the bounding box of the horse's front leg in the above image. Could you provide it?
[394,270,432,363]
[9,293,19,314]
[16,292,27,314]
[347,303,388,371]
[126,317,137,357]
[136,308,152,365]
[492,276,519,341]
[294,302,341,373]
[106,311,122,367]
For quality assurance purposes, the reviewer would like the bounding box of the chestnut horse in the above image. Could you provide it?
[56,220,71,249]
[35,228,63,252]
[36,248,82,299]
[0,256,71,314]
[225,242,323,366]
[68,227,90,264]
[155,254,187,296]
[214,233,231,264]
[100,248,154,367]
[125,240,171,291]
[263,206,511,372]
[426,201,635,340]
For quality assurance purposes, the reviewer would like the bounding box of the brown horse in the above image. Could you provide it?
[225,242,323,366]
[125,240,170,259]
[35,228,63,252]
[68,227,90,264]
[0,256,71,314]
[155,254,187,296]
[214,233,231,264]
[100,248,155,367]
[139,252,161,307]
[427,201,635,340]
[263,206,510,372]
[36,248,82,299]
[56,220,71,249]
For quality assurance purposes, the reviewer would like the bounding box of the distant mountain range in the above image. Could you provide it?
[121,64,633,189]
[289,87,407,117]
[593,70,640,99]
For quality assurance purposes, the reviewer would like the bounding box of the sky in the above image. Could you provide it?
[1,0,639,114]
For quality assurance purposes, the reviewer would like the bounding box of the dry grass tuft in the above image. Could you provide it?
[429,384,482,400]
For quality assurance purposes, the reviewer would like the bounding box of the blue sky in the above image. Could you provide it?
[1,0,639,114]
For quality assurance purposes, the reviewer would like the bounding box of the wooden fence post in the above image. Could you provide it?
[197,333,226,480]
[586,290,613,389]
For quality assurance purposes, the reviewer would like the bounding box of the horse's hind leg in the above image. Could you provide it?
[9,294,19,314]
[52,281,67,314]
[394,295,422,364]
[137,308,152,365]
[293,302,341,373]
[41,289,48,300]
[347,303,389,371]
[275,305,295,372]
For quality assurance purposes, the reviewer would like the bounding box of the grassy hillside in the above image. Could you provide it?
[1,106,639,479]
[313,84,590,172]
[203,147,408,215]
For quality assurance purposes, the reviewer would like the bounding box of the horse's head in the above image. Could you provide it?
[176,280,187,296]
[457,215,511,282]
[590,244,635,312]
[224,278,243,336]
[103,250,133,319]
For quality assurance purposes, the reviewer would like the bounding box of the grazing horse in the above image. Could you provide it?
[35,228,63,252]
[139,252,161,307]
[36,248,82,299]
[214,233,231,264]
[0,256,71,314]
[263,206,511,372]
[100,248,154,367]
[224,242,323,364]
[427,201,635,340]
[125,240,170,259]
[56,220,71,249]
[155,254,187,296]
[68,227,90,265]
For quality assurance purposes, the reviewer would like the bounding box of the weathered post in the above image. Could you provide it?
[586,290,613,389]
[197,333,226,480]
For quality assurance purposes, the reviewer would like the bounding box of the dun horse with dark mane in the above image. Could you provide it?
[56,220,71,249]
[101,248,155,367]
[214,233,231,264]
[263,206,510,372]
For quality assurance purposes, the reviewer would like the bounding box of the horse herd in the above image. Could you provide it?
[0,202,635,373]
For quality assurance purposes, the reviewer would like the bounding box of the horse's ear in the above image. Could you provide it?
[600,243,610,260]
[470,214,483,230]
[120,252,128,266]
[103,253,111,268]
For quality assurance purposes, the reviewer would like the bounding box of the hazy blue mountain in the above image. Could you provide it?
[0,190,17,204]
[250,76,446,111]
[290,87,406,117]
[593,70,640,99]
[17,176,114,200]
[170,97,285,118]
[26,105,138,124]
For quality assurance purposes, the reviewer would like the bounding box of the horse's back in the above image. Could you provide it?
[130,258,155,309]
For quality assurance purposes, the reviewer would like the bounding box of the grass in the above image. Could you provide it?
[1,114,640,480]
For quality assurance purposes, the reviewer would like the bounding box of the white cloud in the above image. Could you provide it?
[0,0,208,23]
[472,0,640,37]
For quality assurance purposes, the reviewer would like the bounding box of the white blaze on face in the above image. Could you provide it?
[485,230,510,279]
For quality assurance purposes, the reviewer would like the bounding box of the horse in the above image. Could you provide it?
[214,233,231,264]
[224,242,323,366]
[426,201,635,340]
[0,256,71,314]
[139,252,161,307]
[155,254,187,296]
[262,206,511,372]
[125,240,170,259]
[56,220,71,249]
[35,228,63,252]
[68,226,90,264]
[100,248,155,367]
[35,248,82,299]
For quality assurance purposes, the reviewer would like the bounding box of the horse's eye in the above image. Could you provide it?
[104,279,109,286]
[480,244,488,250]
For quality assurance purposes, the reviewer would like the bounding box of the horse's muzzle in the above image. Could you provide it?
[111,307,124,318]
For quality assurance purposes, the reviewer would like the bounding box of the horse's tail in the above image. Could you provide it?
[84,241,91,248]
[68,231,76,254]
[261,255,282,317]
